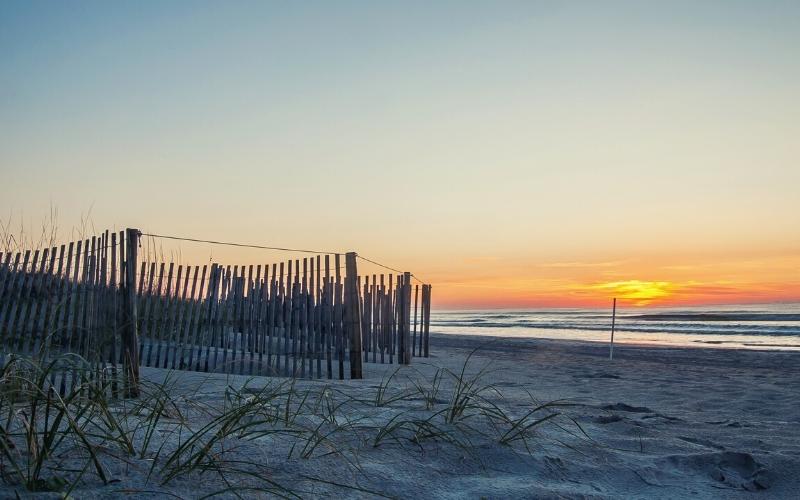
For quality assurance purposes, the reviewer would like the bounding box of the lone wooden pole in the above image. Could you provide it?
[344,252,363,379]
[609,297,616,361]
[123,228,141,397]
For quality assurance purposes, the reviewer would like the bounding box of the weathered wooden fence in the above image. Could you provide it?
[0,228,432,395]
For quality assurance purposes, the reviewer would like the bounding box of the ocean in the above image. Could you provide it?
[431,302,800,350]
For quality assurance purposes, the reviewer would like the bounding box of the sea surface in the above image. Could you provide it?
[431,303,800,351]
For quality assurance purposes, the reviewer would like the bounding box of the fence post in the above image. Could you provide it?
[423,284,431,358]
[344,252,363,379]
[123,228,141,397]
[402,272,411,364]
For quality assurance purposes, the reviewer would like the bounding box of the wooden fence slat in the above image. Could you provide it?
[344,253,363,379]
[315,255,321,377]
[282,261,291,376]
[274,262,283,375]
[202,264,220,372]
[324,256,331,379]
[413,284,420,357]
[424,285,431,357]
[246,265,256,375]
[68,241,89,392]
[240,264,253,375]
[117,231,125,365]
[233,265,244,373]
[371,275,377,363]
[146,263,165,367]
[98,231,110,391]
[334,282,343,377]
[23,247,50,355]
[0,252,19,346]
[208,265,222,372]
[93,235,105,389]
[108,234,119,397]
[0,252,13,316]
[136,261,148,363]
[11,250,36,353]
[140,263,156,366]
[18,248,42,354]
[294,259,300,376]
[264,264,272,374]
[378,278,384,364]
[175,265,198,370]
[227,266,239,373]
[82,238,96,361]
[40,245,65,359]
[293,281,303,377]
[7,250,35,354]
[361,277,369,363]
[255,266,264,374]
[62,239,82,394]
[218,264,230,373]
[54,242,75,392]
[84,240,96,362]
[333,254,342,378]
[164,264,185,369]
[169,265,191,370]
[299,258,307,378]
[308,257,315,378]
[226,265,235,373]
[267,263,277,374]
[155,263,174,368]
[186,264,207,371]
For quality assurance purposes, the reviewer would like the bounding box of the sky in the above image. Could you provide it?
[1,1,799,308]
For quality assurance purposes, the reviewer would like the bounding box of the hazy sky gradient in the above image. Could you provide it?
[2,1,799,307]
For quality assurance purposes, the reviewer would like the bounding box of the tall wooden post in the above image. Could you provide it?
[412,284,419,357]
[123,228,141,397]
[344,252,363,379]
[402,272,412,364]
[423,284,431,358]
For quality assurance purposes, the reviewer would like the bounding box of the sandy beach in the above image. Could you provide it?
[420,334,800,498]
[4,333,796,499]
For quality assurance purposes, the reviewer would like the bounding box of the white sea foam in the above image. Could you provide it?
[431,303,800,350]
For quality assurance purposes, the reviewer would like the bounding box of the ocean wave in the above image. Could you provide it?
[629,313,800,322]
[430,320,800,337]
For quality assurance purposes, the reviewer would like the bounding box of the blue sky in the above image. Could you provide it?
[1,1,798,306]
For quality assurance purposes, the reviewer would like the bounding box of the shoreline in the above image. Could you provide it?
[429,331,800,368]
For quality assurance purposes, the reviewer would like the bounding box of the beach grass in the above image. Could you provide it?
[0,348,586,497]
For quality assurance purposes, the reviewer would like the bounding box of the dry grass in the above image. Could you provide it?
[0,346,588,497]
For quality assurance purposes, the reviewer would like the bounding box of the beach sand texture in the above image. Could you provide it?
[1,334,797,498]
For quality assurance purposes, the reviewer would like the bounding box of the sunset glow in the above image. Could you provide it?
[576,281,674,305]
[426,251,800,309]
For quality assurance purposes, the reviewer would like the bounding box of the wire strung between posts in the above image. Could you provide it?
[132,266,348,282]
[356,254,428,285]
[140,233,341,256]
[3,237,430,288]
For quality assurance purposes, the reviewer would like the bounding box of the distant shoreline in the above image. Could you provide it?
[429,331,800,360]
